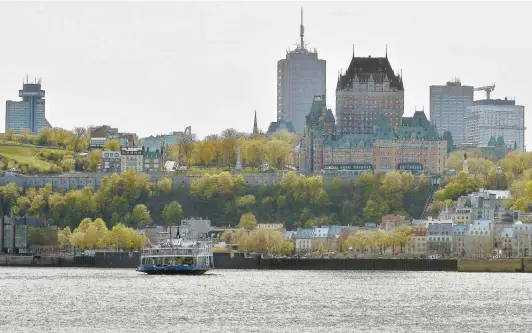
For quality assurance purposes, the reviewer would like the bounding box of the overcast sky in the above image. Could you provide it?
[0,1,530,148]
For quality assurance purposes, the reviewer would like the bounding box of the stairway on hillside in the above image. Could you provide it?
[420,183,441,220]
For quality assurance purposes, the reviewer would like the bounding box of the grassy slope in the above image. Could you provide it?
[0,145,73,170]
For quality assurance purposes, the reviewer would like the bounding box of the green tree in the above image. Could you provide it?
[132,204,152,227]
[162,201,183,227]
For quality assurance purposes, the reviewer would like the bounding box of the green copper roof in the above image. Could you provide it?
[374,115,395,140]
[396,111,439,141]
[324,134,374,148]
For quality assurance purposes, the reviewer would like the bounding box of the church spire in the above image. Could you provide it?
[253,110,258,135]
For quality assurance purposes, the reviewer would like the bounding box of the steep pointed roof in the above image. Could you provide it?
[396,111,439,140]
[324,109,335,123]
[488,136,496,146]
[336,54,404,91]
[496,136,505,146]
[306,95,327,124]
[253,110,258,135]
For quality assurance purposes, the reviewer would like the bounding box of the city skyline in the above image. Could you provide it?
[0,2,530,148]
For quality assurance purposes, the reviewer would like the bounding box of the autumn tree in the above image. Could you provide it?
[239,212,258,230]
[104,140,121,151]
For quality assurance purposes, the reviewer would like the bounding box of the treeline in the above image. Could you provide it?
[168,129,299,170]
[2,127,90,152]
[0,170,431,230]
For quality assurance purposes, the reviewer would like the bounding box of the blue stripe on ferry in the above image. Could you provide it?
[138,265,211,271]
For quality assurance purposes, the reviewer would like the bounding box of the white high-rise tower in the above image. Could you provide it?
[276,8,326,134]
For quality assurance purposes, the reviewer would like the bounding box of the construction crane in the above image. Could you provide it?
[474,84,495,100]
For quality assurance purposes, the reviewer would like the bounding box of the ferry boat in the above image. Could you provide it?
[137,239,213,275]
[137,217,214,275]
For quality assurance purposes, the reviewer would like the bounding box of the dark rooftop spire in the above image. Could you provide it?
[253,110,258,135]
[385,44,388,58]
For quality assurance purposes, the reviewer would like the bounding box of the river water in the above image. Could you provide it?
[1,268,531,332]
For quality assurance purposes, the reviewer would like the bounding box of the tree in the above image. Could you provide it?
[239,212,257,230]
[58,227,72,248]
[60,155,76,172]
[104,140,120,151]
[162,201,183,227]
[71,127,89,152]
[132,204,152,227]
[178,133,197,167]
[88,149,102,171]
[363,195,389,223]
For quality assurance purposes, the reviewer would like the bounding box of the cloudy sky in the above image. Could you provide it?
[0,1,530,147]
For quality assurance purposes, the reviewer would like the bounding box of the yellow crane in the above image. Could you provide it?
[474,84,495,100]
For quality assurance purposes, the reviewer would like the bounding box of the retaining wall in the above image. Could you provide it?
[213,253,458,271]
[458,259,524,272]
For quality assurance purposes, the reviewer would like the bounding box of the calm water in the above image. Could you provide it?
[1,268,531,332]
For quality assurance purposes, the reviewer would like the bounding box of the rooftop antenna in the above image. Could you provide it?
[300,7,305,50]
[385,44,388,58]
[352,44,355,58]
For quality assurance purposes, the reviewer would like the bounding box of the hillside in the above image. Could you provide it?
[0,144,75,174]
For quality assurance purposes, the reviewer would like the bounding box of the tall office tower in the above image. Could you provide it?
[336,50,404,135]
[277,8,326,134]
[429,80,474,144]
[466,98,525,151]
[5,78,50,133]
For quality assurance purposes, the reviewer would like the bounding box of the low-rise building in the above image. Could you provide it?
[101,150,121,173]
[295,228,313,253]
[466,220,493,258]
[312,227,330,251]
[452,224,468,257]
[406,225,427,255]
[380,214,410,231]
[426,220,453,256]
[257,223,284,230]
[120,147,143,173]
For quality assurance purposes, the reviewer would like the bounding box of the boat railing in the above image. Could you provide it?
[141,248,212,257]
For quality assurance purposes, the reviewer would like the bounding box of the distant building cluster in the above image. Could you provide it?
[288,189,530,258]
[89,125,173,173]
[269,10,526,175]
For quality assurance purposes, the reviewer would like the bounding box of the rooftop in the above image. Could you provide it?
[337,54,403,91]
[473,98,516,106]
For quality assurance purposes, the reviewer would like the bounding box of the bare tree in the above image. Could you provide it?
[179,133,197,168]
